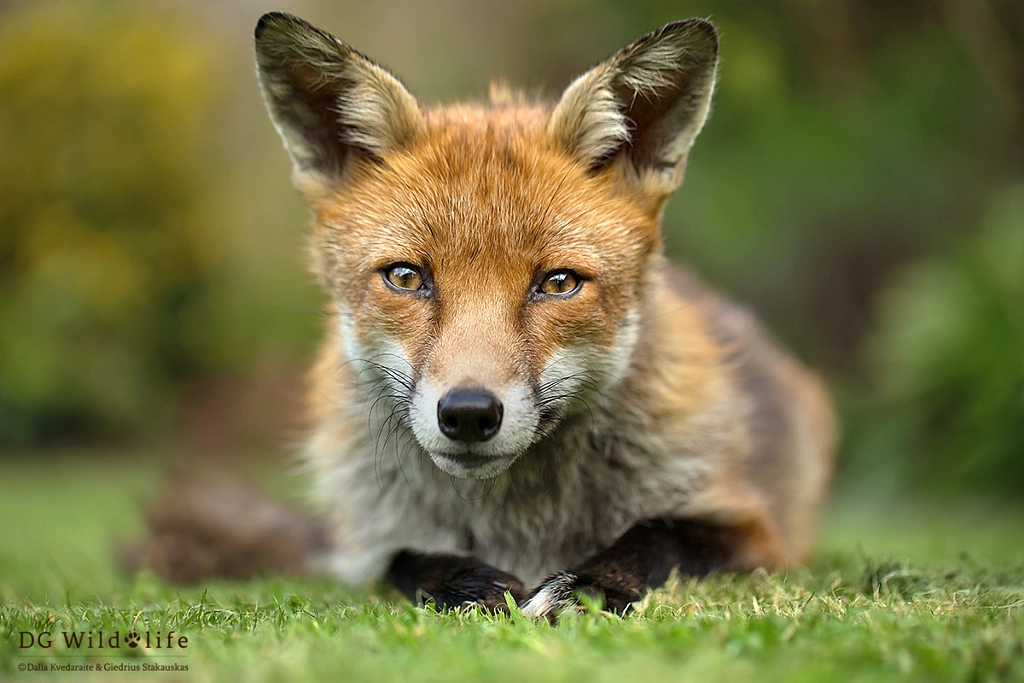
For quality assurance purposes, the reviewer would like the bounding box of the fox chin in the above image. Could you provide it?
[128,12,836,618]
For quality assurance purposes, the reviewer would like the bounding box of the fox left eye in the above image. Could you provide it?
[383,263,424,292]
[540,270,582,297]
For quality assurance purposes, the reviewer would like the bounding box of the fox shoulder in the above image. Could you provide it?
[646,267,835,566]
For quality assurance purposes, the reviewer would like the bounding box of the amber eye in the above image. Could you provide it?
[540,270,582,297]
[383,264,424,291]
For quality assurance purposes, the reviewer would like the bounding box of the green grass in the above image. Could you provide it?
[1,454,1022,681]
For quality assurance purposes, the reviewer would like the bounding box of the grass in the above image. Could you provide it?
[1,453,1022,681]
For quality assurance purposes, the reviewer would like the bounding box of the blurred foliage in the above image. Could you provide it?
[859,187,1024,493]
[0,0,1021,494]
[0,4,239,443]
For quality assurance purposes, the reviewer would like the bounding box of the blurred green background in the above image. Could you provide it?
[0,0,1021,497]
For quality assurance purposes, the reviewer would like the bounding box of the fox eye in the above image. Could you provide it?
[383,264,424,292]
[540,270,582,297]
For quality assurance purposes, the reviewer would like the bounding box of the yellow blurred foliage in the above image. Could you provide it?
[0,3,228,442]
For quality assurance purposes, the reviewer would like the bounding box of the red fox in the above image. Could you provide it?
[132,12,835,616]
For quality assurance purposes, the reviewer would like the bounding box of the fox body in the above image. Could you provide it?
[149,12,834,615]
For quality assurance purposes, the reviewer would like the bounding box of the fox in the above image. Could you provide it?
[130,12,835,617]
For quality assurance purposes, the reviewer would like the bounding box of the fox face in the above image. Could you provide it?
[255,14,717,478]
[312,116,661,478]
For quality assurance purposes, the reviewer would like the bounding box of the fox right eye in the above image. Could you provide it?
[537,269,583,298]
[382,264,425,292]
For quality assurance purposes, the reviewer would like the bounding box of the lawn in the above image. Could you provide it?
[1,453,1022,682]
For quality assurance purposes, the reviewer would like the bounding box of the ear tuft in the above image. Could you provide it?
[548,19,718,194]
[254,12,423,184]
[548,61,632,167]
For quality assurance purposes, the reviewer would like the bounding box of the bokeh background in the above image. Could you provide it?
[1,0,1021,500]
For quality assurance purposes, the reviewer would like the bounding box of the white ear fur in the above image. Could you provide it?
[254,12,424,184]
[548,60,632,166]
[548,19,718,192]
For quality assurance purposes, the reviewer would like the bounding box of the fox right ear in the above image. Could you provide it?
[548,19,718,198]
[254,13,424,188]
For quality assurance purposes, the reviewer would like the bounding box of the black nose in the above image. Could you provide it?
[437,390,503,443]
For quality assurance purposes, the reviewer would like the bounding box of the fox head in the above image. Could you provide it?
[255,13,718,479]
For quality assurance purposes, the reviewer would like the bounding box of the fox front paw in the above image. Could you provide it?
[420,564,524,612]
[521,571,579,618]
[387,551,526,612]
[417,565,524,610]
[521,571,642,617]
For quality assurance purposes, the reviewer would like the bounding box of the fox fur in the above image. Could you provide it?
[132,12,835,616]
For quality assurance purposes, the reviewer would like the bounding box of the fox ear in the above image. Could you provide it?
[548,19,718,195]
[254,12,424,187]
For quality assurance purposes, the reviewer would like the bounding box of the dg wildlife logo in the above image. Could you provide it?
[18,629,188,650]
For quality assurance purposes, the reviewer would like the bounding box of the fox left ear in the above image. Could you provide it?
[254,12,424,194]
[548,19,718,196]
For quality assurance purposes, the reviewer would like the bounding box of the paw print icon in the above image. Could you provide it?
[124,631,141,648]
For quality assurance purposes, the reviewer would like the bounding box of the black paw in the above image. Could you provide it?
[425,563,525,612]
[387,551,524,612]
[522,571,641,617]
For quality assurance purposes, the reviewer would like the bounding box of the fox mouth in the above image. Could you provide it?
[428,449,516,479]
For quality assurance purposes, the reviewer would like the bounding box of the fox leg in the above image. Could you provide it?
[521,519,757,617]
[386,550,525,612]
